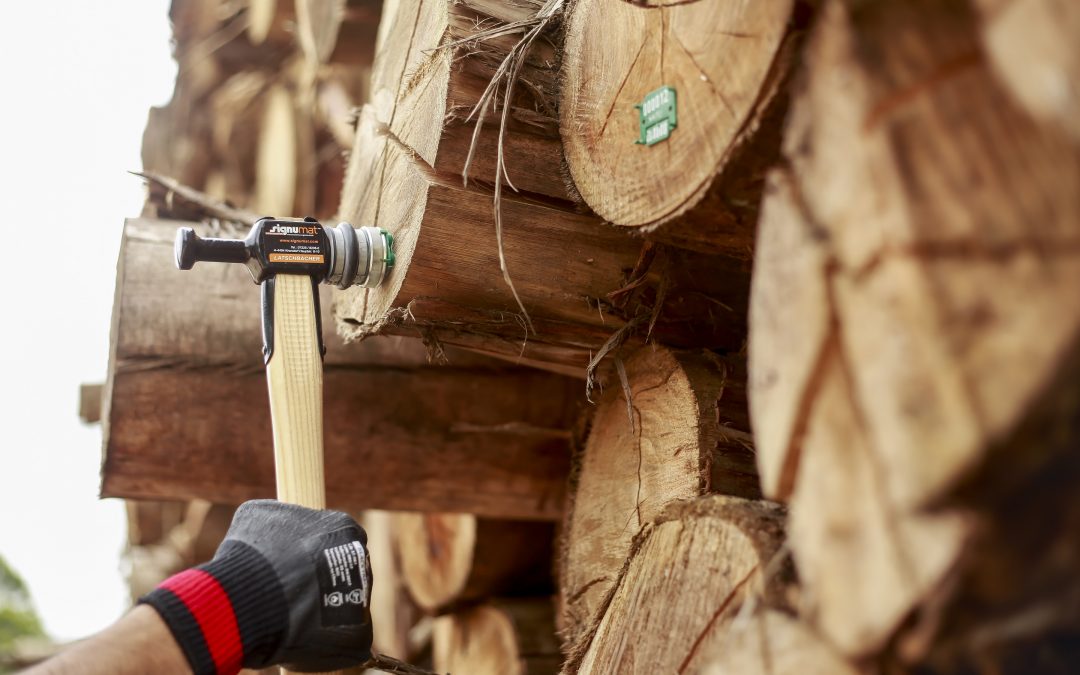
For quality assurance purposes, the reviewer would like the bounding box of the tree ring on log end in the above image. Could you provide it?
[560,0,793,229]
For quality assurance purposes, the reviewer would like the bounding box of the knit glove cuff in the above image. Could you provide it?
[140,539,287,675]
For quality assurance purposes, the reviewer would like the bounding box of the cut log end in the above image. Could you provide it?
[568,496,790,675]
[559,345,759,647]
[559,0,795,241]
[433,600,561,675]
[395,513,556,614]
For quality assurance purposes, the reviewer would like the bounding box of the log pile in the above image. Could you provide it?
[93,0,1080,672]
[748,0,1080,671]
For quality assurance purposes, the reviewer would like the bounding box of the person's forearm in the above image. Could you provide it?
[25,605,191,675]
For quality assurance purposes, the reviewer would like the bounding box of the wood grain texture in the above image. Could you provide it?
[394,513,554,614]
[748,0,1080,659]
[266,274,327,508]
[698,610,858,675]
[103,219,584,519]
[337,111,752,375]
[433,600,561,675]
[103,364,580,519]
[558,346,759,646]
[361,0,566,199]
[559,0,798,255]
[109,219,485,369]
[566,496,789,675]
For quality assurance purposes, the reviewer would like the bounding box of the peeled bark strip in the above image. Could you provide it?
[568,496,789,675]
[559,0,799,256]
[103,219,582,520]
[558,346,758,646]
[748,0,1080,659]
[975,0,1080,141]
[337,110,751,375]
[394,513,555,614]
[363,0,566,199]
[433,600,561,675]
[699,611,858,675]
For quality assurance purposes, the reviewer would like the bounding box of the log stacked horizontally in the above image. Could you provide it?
[333,0,758,377]
[99,0,1080,672]
[103,218,583,520]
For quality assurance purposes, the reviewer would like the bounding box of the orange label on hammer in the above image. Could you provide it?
[269,253,325,263]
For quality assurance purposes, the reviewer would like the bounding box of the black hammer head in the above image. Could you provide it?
[174,217,395,289]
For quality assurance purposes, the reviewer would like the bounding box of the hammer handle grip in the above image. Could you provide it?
[265,274,327,509]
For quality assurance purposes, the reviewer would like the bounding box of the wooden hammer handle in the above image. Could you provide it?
[265,273,327,509]
[266,274,345,675]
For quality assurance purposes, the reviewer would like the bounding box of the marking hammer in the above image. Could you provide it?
[175,217,393,673]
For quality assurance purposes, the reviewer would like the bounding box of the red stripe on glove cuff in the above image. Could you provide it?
[160,569,244,675]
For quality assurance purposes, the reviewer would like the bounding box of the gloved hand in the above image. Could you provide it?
[140,500,373,674]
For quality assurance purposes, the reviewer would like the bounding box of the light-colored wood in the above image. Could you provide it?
[558,346,758,646]
[248,0,292,45]
[975,0,1080,141]
[266,273,327,508]
[337,110,751,376]
[394,513,554,614]
[566,496,789,675]
[256,84,303,218]
[748,0,1080,659]
[786,342,967,657]
[698,611,858,675]
[296,0,347,66]
[433,600,561,675]
[746,171,831,501]
[363,511,423,660]
[559,0,797,255]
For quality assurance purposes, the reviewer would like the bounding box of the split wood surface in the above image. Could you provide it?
[748,0,1080,666]
[557,345,758,646]
[565,496,790,675]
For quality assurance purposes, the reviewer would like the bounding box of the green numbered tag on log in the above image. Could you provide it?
[635,86,677,146]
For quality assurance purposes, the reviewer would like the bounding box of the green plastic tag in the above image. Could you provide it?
[635,86,677,146]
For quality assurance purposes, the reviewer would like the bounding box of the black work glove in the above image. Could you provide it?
[140,500,373,674]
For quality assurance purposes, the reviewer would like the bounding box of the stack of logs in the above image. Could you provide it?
[96,0,1080,672]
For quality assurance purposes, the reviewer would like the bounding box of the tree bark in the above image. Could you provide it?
[103,219,584,520]
[565,496,789,675]
[433,600,561,675]
[557,346,758,647]
[394,513,555,615]
[747,0,1080,661]
[559,0,803,256]
[336,108,752,377]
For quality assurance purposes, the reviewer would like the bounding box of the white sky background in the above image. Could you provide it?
[0,1,176,641]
